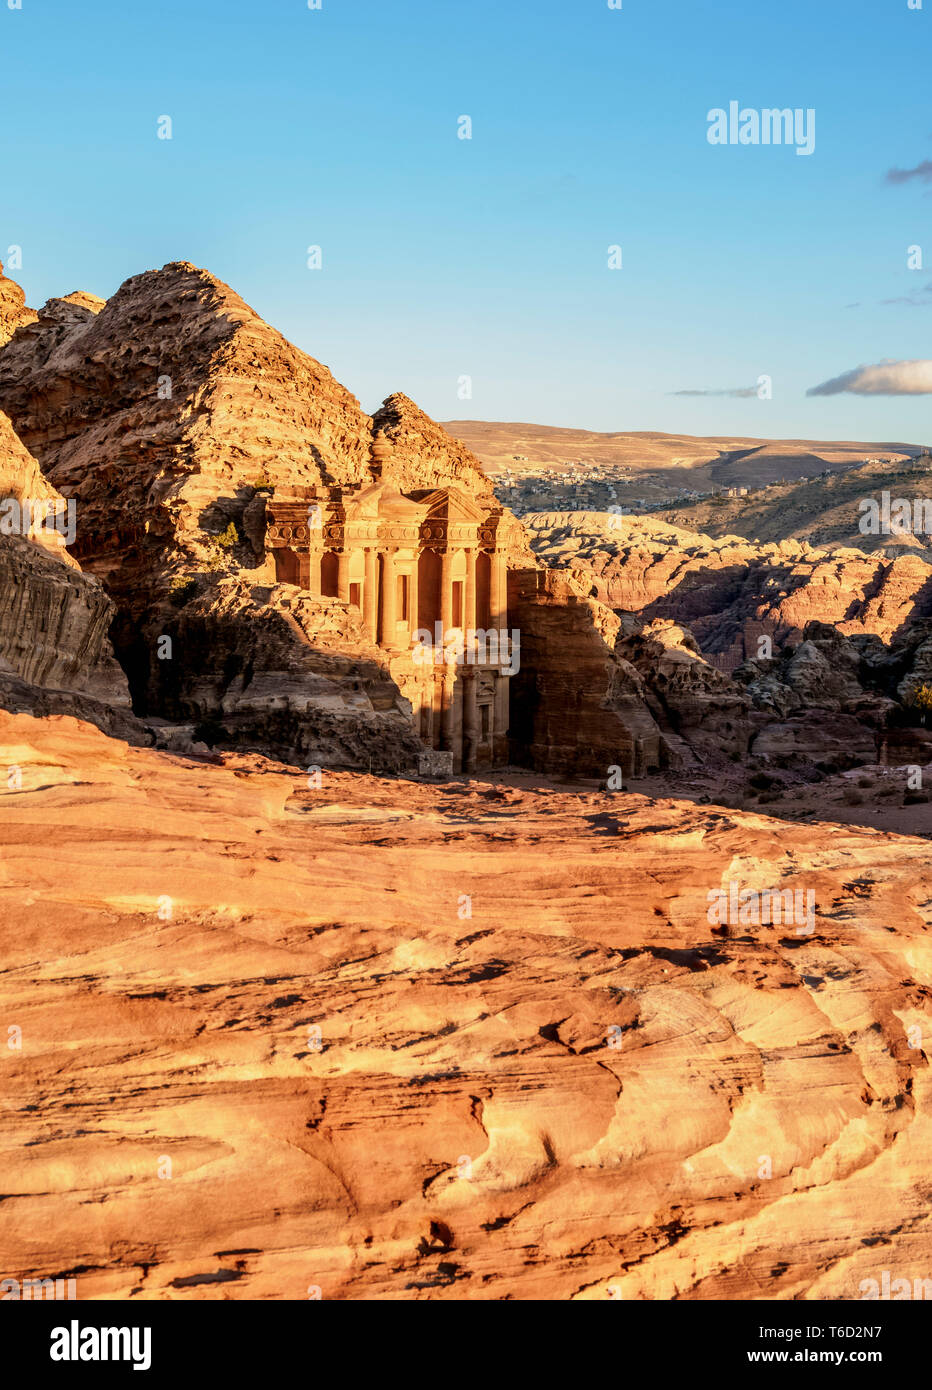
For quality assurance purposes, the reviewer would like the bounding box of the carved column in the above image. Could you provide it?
[364,547,378,640]
[494,671,510,764]
[431,671,444,749]
[440,549,454,634]
[462,669,479,773]
[337,551,351,604]
[407,556,419,644]
[308,548,322,598]
[441,664,457,753]
[465,548,477,634]
[381,549,397,646]
[491,550,507,630]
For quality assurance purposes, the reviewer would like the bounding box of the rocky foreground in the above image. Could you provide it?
[3,711,932,1300]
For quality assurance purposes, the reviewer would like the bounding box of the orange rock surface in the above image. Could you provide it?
[3,711,932,1300]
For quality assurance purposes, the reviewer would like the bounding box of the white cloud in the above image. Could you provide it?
[807,359,932,397]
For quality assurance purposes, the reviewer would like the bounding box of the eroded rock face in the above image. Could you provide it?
[0,408,75,567]
[613,618,751,766]
[517,510,932,778]
[373,394,500,506]
[2,709,931,1300]
[508,566,664,777]
[160,578,424,771]
[0,263,537,771]
[729,620,932,771]
[0,533,114,691]
[0,265,477,766]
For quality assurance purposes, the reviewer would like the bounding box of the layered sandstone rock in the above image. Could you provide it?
[508,569,755,780]
[731,620,932,772]
[519,511,932,780]
[2,709,932,1300]
[0,260,661,779]
[0,261,388,642]
[0,409,74,566]
[373,394,500,506]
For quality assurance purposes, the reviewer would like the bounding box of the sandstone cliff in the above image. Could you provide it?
[508,566,664,777]
[0,259,38,348]
[0,407,139,738]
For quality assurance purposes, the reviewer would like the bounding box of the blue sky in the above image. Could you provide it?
[2,0,930,442]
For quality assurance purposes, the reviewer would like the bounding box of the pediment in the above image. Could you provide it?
[410,488,487,524]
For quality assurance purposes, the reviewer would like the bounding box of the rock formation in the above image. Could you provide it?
[508,567,664,777]
[1,256,927,788]
[613,616,751,768]
[519,511,932,784]
[0,261,506,769]
[161,577,424,772]
[523,512,932,663]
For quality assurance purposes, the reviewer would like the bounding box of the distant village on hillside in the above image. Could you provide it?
[492,449,932,518]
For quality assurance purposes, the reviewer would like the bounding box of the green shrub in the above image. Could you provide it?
[168,575,198,607]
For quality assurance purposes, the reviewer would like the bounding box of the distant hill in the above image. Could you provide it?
[442,420,923,495]
[653,455,932,558]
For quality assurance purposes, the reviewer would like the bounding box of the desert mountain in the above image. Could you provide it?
[0,263,508,769]
[0,261,493,613]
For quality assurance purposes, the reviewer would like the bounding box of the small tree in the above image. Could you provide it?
[906,682,932,726]
[216,521,238,550]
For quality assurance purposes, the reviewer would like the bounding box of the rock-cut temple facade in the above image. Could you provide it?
[263,433,521,773]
